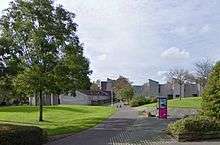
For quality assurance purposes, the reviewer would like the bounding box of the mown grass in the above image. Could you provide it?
[143,97,202,109]
[0,105,116,135]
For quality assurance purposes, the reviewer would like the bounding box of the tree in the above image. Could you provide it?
[117,86,134,102]
[0,19,23,101]
[113,76,133,101]
[166,69,190,100]
[1,0,91,121]
[90,81,100,92]
[201,61,220,119]
[113,76,130,93]
[194,59,213,89]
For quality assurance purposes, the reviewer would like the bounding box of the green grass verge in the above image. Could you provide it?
[0,105,116,136]
[144,97,202,109]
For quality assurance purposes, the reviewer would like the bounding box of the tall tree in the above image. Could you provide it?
[117,86,134,102]
[194,59,213,89]
[113,76,130,92]
[90,81,100,92]
[1,0,91,121]
[166,69,190,100]
[0,10,24,101]
[113,76,133,101]
[202,61,220,119]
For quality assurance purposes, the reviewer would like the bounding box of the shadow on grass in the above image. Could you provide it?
[46,106,91,113]
[0,106,92,113]
[0,106,38,113]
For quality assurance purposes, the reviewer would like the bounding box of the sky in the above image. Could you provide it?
[0,0,220,85]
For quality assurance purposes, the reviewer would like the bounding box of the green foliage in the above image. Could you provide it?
[148,97,157,103]
[0,0,91,120]
[113,76,130,93]
[113,76,134,102]
[167,116,220,136]
[0,124,47,145]
[117,86,134,102]
[129,96,150,107]
[0,0,91,95]
[0,105,115,135]
[202,61,220,119]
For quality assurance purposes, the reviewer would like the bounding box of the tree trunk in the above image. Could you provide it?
[39,91,43,122]
[179,84,182,100]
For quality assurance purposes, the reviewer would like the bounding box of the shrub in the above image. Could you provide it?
[0,124,48,145]
[129,96,150,107]
[167,95,173,100]
[148,96,157,103]
[202,61,220,119]
[117,86,134,102]
[167,116,220,136]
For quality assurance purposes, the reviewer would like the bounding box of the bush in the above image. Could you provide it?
[167,95,173,100]
[202,61,220,119]
[129,96,150,107]
[149,97,157,103]
[167,116,220,136]
[0,124,48,145]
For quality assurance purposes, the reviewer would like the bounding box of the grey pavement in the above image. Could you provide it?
[46,106,220,145]
[46,106,138,145]
[135,105,198,118]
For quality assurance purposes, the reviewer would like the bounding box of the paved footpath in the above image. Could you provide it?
[46,106,220,145]
[46,106,138,145]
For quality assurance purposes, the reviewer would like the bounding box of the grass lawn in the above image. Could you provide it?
[144,97,202,109]
[0,105,116,136]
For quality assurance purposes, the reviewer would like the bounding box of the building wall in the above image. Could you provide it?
[59,91,111,105]
[142,83,149,97]
[29,94,60,106]
[106,81,113,92]
[133,79,200,99]
[29,91,111,106]
[101,79,113,92]
[184,83,199,97]
[159,83,173,97]
[172,83,199,98]
[101,82,107,91]
[190,84,199,96]
[133,85,143,96]
[148,79,159,97]
[90,95,110,101]
[59,91,90,105]
[184,83,192,97]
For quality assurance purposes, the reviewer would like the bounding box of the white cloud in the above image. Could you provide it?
[161,47,190,60]
[97,54,107,61]
[157,71,168,76]
[157,71,168,83]
[0,0,218,85]
[172,27,187,35]
[200,25,211,33]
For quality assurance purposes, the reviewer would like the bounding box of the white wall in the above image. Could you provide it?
[59,91,90,105]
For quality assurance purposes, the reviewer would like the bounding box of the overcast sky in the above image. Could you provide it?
[0,0,220,85]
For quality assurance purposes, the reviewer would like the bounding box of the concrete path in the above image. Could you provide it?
[46,106,220,145]
[110,117,220,145]
[46,106,138,145]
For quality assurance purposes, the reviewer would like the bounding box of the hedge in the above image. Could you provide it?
[0,124,47,145]
[129,96,149,107]
[167,116,220,141]
[130,96,157,107]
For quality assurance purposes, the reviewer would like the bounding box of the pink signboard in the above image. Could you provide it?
[158,97,167,119]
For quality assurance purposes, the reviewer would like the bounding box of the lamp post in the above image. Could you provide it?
[111,90,114,106]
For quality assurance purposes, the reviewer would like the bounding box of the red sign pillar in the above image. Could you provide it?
[158,96,168,119]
